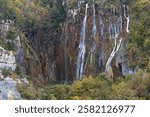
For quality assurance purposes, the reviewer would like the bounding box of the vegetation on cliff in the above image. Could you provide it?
[127,0,150,70]
[0,0,150,100]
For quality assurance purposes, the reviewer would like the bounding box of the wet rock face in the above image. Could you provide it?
[0,1,131,84]
[55,1,130,81]
[23,1,130,82]
[10,1,130,82]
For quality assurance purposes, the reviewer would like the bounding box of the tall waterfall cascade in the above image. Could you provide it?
[76,3,88,80]
[90,0,97,64]
[75,1,130,79]
[105,5,130,78]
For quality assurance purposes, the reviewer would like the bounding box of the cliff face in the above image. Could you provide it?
[0,0,150,100]
[0,0,131,84]
[0,20,20,99]
[53,0,130,81]
[0,47,20,100]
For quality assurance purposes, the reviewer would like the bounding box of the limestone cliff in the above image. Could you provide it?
[0,0,131,84]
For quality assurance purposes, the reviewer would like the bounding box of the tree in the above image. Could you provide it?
[127,0,150,69]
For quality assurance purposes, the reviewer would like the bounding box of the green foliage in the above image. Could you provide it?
[110,81,136,99]
[0,29,15,50]
[15,65,24,77]
[69,76,112,100]
[1,69,11,77]
[6,30,15,40]
[18,72,150,100]
[127,0,150,69]
[0,38,5,48]
[18,71,150,100]
[5,29,15,50]
[50,1,66,30]
[147,61,150,72]
[0,0,66,34]
[127,70,150,99]
[6,41,14,51]
[66,0,78,8]
[40,84,70,100]
[18,81,37,100]
[1,0,149,100]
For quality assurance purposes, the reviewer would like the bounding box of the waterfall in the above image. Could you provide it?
[62,20,69,82]
[76,3,88,80]
[117,15,123,33]
[105,4,129,77]
[124,5,130,33]
[99,15,104,39]
[105,10,124,77]
[109,17,114,39]
[105,37,123,77]
[92,0,96,38]
[99,14,105,69]
[90,0,96,63]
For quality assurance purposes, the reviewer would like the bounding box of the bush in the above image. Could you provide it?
[17,82,37,100]
[6,30,15,40]
[18,72,150,100]
[68,76,111,100]
[1,69,11,77]
[15,65,23,77]
[147,61,150,72]
[110,81,137,100]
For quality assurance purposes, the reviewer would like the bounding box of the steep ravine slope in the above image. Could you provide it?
[0,0,133,83]
[0,20,26,99]
[57,0,131,81]
[0,0,150,99]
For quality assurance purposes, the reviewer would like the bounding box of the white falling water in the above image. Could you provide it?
[98,12,105,68]
[105,5,130,77]
[109,17,116,39]
[118,15,123,33]
[99,15,104,38]
[76,3,88,80]
[90,0,97,63]
[105,14,123,77]
[124,5,130,33]
[105,37,123,77]
[92,0,96,37]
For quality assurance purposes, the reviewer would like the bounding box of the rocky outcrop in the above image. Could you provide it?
[0,47,16,71]
[0,46,21,100]
[0,75,22,100]
[0,20,28,99]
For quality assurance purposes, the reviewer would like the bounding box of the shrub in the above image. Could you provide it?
[6,30,15,40]
[69,76,111,100]
[1,69,11,77]
[17,82,37,99]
